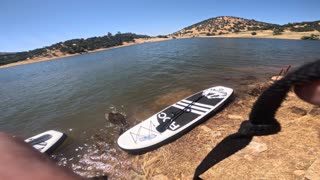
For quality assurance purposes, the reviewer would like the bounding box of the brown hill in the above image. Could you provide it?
[172,16,320,37]
[173,16,279,37]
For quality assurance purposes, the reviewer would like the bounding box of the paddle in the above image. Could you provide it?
[156,93,205,133]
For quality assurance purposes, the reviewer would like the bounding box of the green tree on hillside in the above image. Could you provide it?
[0,32,150,66]
[301,34,319,40]
[273,28,284,35]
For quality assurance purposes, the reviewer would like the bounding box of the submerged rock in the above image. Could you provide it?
[105,112,129,135]
[106,112,127,126]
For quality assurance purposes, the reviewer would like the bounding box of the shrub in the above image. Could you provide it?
[157,35,168,38]
[273,29,283,35]
[291,27,314,32]
[301,34,319,40]
[251,32,257,35]
[248,26,260,31]
[206,33,215,36]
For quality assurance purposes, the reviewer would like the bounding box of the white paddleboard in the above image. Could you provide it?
[25,130,67,154]
[117,86,233,153]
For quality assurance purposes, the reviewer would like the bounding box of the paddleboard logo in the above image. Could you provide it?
[157,112,181,131]
[202,88,227,99]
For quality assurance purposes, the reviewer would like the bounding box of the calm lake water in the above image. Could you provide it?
[0,38,320,176]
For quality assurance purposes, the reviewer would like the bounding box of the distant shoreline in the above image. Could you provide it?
[1,31,319,69]
[0,37,171,69]
[176,30,320,40]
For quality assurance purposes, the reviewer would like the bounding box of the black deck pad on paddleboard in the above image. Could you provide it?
[157,106,200,131]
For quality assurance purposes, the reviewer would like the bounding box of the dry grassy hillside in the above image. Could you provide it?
[172,16,320,39]
[173,16,278,37]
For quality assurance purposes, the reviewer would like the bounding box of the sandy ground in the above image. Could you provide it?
[0,37,171,69]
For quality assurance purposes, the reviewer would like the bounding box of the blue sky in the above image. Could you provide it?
[0,0,319,52]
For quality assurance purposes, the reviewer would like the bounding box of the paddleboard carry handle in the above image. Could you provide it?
[156,93,206,133]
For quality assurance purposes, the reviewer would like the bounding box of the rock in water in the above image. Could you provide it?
[106,112,127,126]
[106,112,128,135]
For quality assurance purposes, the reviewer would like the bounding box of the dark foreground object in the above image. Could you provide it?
[0,132,82,180]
